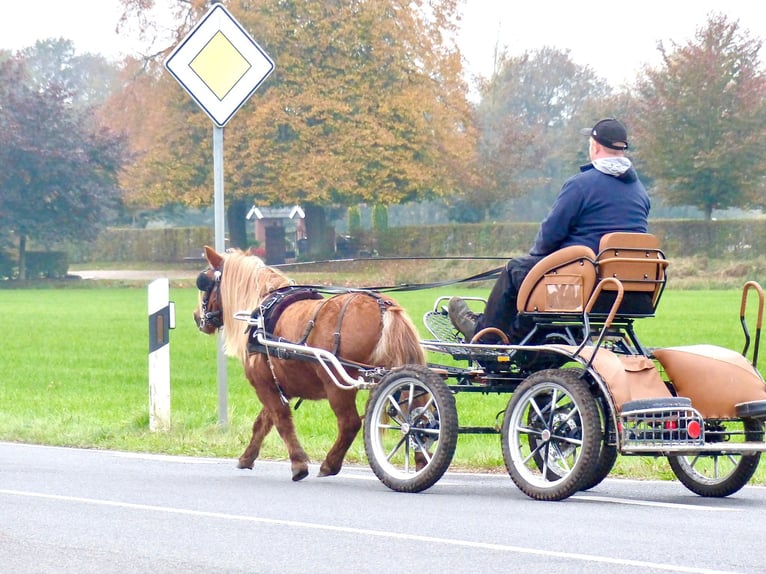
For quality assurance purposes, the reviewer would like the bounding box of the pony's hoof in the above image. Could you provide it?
[318,462,340,477]
[292,467,309,482]
[237,459,254,470]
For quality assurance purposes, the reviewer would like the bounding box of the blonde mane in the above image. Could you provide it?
[219,250,292,359]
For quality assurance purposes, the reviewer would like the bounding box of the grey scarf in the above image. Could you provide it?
[592,157,632,176]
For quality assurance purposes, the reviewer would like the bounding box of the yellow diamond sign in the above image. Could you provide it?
[165,4,274,127]
[190,31,252,100]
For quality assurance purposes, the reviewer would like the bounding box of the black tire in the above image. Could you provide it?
[584,441,618,491]
[621,397,692,411]
[736,400,766,419]
[668,418,763,497]
[581,391,619,491]
[364,365,458,493]
[502,369,602,501]
[526,368,617,491]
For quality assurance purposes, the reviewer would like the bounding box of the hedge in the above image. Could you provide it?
[72,227,214,263]
[377,219,766,259]
[68,219,766,263]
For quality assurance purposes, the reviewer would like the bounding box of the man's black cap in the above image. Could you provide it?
[581,118,629,150]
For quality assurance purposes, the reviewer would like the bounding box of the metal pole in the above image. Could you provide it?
[213,125,228,426]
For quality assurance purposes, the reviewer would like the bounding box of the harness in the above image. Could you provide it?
[253,286,324,341]
[246,287,390,355]
[196,268,223,329]
[246,288,391,406]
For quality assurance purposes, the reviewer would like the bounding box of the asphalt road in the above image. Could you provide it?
[2,442,766,574]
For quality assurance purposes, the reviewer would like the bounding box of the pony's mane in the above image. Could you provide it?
[219,250,292,359]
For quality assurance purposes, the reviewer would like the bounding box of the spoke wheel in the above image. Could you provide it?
[502,369,602,501]
[364,365,457,493]
[668,418,763,497]
[526,369,618,490]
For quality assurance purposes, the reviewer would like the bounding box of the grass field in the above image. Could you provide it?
[2,280,766,484]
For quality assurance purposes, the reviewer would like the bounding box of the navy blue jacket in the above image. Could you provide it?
[529,163,650,256]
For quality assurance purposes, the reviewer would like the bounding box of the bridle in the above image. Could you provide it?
[196,266,224,330]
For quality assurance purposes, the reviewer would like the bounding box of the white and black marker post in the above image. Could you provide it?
[148,278,176,431]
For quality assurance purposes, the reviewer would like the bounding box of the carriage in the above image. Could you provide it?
[195,233,766,501]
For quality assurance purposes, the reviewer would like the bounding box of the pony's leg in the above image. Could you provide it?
[248,359,311,481]
[318,388,361,477]
[268,403,311,481]
[237,408,273,469]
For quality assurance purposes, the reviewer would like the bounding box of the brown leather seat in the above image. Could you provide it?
[595,232,669,313]
[517,245,597,313]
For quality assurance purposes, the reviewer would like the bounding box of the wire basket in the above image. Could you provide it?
[619,398,705,448]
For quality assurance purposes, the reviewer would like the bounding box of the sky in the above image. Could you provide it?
[2,1,766,89]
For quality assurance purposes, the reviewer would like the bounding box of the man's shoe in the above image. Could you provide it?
[448,297,478,340]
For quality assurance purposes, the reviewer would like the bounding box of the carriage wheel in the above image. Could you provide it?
[525,368,618,490]
[668,418,763,497]
[502,369,602,501]
[580,388,619,491]
[364,365,457,493]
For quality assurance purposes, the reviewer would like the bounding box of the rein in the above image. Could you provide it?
[276,265,503,295]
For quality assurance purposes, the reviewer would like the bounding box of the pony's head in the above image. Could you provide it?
[193,246,293,357]
[193,246,225,334]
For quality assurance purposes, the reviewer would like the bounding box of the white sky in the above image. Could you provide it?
[1,1,766,89]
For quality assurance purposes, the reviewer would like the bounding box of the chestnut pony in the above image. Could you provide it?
[193,246,425,481]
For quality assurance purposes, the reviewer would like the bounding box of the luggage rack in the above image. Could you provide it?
[618,397,705,450]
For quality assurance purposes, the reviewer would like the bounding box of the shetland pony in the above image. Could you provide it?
[193,246,425,480]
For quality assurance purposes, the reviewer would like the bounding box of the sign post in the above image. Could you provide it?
[165,3,274,425]
[148,278,176,431]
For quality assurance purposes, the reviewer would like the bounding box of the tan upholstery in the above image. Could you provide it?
[653,345,766,418]
[517,246,597,313]
[553,345,672,411]
[596,232,668,306]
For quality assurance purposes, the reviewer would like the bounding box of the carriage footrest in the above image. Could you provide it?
[619,397,705,448]
[424,310,463,343]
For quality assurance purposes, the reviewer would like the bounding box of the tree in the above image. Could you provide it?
[0,57,126,279]
[20,39,119,111]
[633,14,766,220]
[469,46,611,221]
[113,0,478,254]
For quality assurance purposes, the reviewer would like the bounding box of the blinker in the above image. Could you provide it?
[197,272,213,291]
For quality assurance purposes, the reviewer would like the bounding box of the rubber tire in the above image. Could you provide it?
[502,369,602,501]
[580,390,619,491]
[364,365,458,493]
[736,400,766,419]
[620,397,692,412]
[526,368,617,491]
[668,418,763,497]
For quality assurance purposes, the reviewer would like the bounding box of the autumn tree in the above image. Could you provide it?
[114,0,477,254]
[632,14,766,220]
[469,46,611,222]
[0,56,125,279]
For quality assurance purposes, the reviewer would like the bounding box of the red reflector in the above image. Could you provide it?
[687,420,702,439]
[664,420,678,430]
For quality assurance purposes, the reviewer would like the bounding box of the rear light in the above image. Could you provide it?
[687,420,702,439]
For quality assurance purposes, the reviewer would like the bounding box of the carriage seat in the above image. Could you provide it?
[516,245,598,314]
[516,233,669,319]
[591,232,669,316]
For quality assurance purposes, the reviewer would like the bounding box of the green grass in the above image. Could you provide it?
[2,284,765,484]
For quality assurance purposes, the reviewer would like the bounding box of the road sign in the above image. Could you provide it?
[165,3,274,127]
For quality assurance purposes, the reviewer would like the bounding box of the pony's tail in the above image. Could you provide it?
[370,305,426,367]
